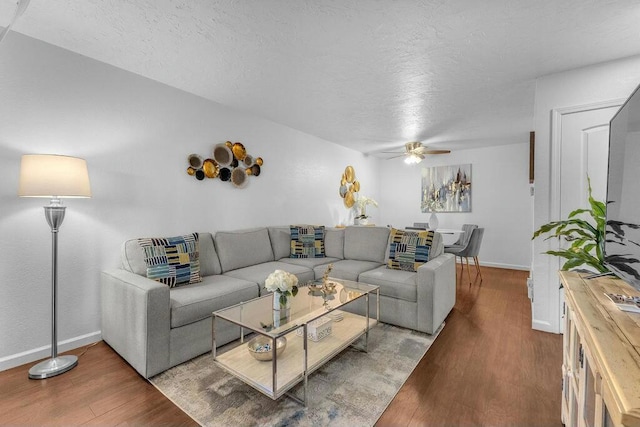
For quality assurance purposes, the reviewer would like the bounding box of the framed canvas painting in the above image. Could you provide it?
[421,164,472,212]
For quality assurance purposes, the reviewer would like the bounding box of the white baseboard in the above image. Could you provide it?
[0,331,102,372]
[532,319,559,334]
[454,259,530,271]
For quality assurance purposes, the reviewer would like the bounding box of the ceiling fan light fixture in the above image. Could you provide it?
[404,153,423,164]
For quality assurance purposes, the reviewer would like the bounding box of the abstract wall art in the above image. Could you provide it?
[421,164,472,212]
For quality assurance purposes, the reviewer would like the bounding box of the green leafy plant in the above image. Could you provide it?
[533,178,640,275]
[532,178,608,272]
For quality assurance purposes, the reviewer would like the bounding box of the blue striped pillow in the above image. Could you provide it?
[138,233,201,287]
[387,228,434,272]
[290,225,326,258]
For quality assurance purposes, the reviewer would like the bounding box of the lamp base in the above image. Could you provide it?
[28,355,77,379]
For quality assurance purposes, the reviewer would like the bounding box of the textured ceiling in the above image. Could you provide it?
[2,0,640,155]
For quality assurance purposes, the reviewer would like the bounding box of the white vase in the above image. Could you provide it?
[355,217,369,226]
[429,212,439,230]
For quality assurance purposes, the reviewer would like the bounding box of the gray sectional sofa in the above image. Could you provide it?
[101,225,456,378]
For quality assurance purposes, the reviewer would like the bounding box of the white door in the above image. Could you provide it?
[560,107,618,219]
[551,102,621,333]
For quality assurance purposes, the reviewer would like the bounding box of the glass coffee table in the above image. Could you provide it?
[212,278,379,406]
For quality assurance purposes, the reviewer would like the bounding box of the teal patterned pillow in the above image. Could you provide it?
[290,225,326,258]
[138,233,201,287]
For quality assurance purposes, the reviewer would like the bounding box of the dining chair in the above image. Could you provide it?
[447,227,484,285]
[444,223,477,253]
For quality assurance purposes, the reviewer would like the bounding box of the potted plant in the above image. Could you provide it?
[354,195,378,225]
[532,178,639,274]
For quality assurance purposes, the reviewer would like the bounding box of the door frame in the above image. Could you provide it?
[549,98,624,332]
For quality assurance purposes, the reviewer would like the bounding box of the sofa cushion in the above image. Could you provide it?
[223,261,315,294]
[215,228,274,273]
[169,275,259,328]
[313,259,382,282]
[122,232,221,277]
[279,257,339,270]
[290,225,326,258]
[268,226,291,260]
[387,228,435,272]
[198,233,223,276]
[324,227,345,259]
[343,226,390,263]
[136,233,201,287]
[359,265,417,302]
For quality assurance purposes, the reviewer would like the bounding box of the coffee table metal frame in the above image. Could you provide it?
[212,278,379,406]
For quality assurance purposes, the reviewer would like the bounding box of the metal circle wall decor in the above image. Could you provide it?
[339,165,359,208]
[232,142,246,160]
[219,167,231,181]
[188,154,203,168]
[213,144,232,166]
[202,158,219,178]
[231,167,247,188]
[187,141,263,188]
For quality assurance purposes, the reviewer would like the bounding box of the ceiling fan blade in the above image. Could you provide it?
[423,149,451,155]
[380,151,404,154]
[385,154,406,160]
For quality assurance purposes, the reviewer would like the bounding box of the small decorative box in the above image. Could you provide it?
[297,317,333,341]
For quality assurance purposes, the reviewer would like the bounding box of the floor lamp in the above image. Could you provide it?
[18,154,92,379]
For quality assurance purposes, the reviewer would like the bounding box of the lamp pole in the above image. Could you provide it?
[28,201,78,379]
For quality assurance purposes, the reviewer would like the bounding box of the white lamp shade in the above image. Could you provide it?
[18,154,91,198]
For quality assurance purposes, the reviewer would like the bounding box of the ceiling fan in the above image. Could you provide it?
[383,142,451,164]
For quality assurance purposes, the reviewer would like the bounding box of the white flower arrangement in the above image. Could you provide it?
[265,270,299,305]
[354,195,378,219]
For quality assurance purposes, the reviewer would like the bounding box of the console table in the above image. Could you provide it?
[560,271,640,427]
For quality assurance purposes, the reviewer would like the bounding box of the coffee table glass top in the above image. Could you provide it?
[214,278,378,336]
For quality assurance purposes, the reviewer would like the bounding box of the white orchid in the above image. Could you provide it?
[354,195,378,219]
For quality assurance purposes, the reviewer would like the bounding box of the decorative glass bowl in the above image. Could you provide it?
[247,336,287,361]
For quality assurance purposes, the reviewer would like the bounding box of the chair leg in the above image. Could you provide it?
[474,256,483,284]
[465,256,472,286]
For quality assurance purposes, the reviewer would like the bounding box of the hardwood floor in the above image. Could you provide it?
[0,265,562,426]
[0,342,197,426]
[377,266,563,427]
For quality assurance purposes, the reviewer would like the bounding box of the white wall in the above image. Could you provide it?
[532,55,640,333]
[378,142,533,270]
[0,34,380,370]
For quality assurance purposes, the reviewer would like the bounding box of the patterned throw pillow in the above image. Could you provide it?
[138,233,201,287]
[290,225,326,258]
[387,228,435,272]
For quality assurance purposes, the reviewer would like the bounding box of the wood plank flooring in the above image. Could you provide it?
[377,266,563,426]
[0,265,562,426]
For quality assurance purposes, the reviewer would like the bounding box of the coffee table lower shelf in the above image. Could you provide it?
[214,311,377,402]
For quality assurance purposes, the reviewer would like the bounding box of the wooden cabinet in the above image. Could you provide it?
[560,272,640,427]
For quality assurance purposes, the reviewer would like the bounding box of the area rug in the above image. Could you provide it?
[150,322,443,426]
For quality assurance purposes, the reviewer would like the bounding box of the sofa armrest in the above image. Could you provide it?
[101,269,170,378]
[416,253,456,334]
